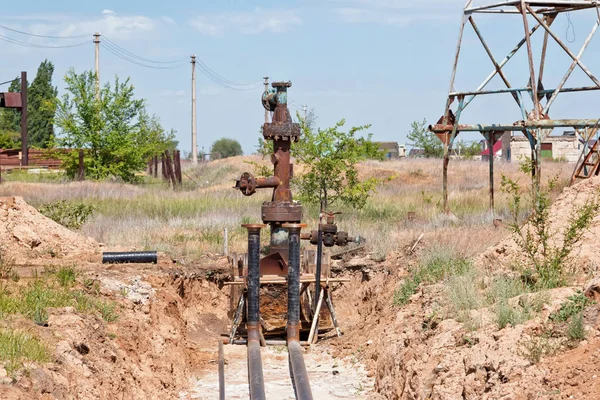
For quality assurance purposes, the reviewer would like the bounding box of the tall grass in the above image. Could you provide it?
[0,158,573,259]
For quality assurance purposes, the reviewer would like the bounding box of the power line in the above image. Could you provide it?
[102,36,187,65]
[196,58,256,87]
[100,42,185,70]
[0,23,88,39]
[0,77,19,86]
[0,34,88,48]
[195,63,260,91]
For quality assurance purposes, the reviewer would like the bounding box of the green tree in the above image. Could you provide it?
[457,140,483,158]
[211,138,243,159]
[28,60,58,148]
[0,78,22,142]
[55,69,174,182]
[407,119,443,158]
[294,117,384,211]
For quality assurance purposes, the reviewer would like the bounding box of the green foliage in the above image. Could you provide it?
[0,129,20,149]
[211,138,243,159]
[502,169,600,289]
[55,69,175,182]
[39,200,95,229]
[549,291,593,322]
[28,60,58,148]
[407,119,443,158]
[294,118,384,211]
[0,329,49,373]
[486,276,530,329]
[0,274,118,325]
[456,140,482,158]
[393,246,473,307]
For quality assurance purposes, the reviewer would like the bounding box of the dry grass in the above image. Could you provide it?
[0,157,574,262]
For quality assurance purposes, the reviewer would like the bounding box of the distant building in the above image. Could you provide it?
[408,148,426,158]
[375,142,406,160]
[510,132,579,162]
[480,132,511,161]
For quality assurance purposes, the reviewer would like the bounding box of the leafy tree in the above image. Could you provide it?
[294,117,385,211]
[28,60,58,148]
[0,78,22,141]
[407,119,443,158]
[211,138,242,159]
[457,140,483,158]
[0,129,19,148]
[55,69,174,182]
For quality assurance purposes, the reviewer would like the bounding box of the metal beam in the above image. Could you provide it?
[430,119,600,133]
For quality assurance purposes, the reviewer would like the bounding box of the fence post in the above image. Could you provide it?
[174,150,182,186]
[77,150,85,181]
[153,156,158,178]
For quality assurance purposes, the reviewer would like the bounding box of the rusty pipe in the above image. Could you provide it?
[242,224,266,400]
[283,223,314,400]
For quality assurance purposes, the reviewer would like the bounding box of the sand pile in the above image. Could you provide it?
[479,175,600,274]
[0,196,98,263]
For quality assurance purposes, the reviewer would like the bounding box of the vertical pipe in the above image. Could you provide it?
[442,96,465,213]
[191,55,198,165]
[283,223,314,400]
[218,341,225,400]
[314,221,323,311]
[242,224,266,400]
[283,223,306,341]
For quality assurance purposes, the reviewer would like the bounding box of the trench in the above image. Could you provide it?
[156,271,376,399]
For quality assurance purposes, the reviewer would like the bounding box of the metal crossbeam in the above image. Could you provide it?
[431,0,600,213]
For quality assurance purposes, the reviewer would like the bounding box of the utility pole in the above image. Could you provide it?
[191,55,198,165]
[20,71,28,167]
[93,33,101,100]
[263,76,269,123]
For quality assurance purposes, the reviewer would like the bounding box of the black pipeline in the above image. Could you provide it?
[283,223,314,400]
[242,224,267,400]
[102,251,157,264]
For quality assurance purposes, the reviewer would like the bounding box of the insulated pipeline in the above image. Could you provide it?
[101,251,157,264]
[289,341,314,400]
[242,224,267,400]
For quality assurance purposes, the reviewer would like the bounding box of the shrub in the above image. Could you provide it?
[39,200,95,229]
[501,171,600,289]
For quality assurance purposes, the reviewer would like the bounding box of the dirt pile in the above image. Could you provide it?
[479,176,600,276]
[0,196,98,263]
[0,267,231,400]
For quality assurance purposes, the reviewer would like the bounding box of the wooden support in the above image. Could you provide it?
[307,288,325,344]
[324,289,342,338]
[229,292,246,344]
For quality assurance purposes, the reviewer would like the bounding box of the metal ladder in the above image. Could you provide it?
[571,126,600,184]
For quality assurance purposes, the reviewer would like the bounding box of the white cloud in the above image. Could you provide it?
[330,0,461,26]
[2,10,162,42]
[189,8,302,37]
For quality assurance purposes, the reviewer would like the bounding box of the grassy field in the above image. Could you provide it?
[0,156,573,262]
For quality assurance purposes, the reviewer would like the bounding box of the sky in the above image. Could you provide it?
[2,0,600,155]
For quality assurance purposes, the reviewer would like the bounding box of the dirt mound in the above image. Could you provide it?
[479,176,600,276]
[0,196,98,263]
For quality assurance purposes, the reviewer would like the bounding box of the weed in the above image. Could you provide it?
[519,335,555,364]
[38,200,95,230]
[0,329,49,374]
[550,291,593,322]
[55,266,77,287]
[486,276,531,329]
[393,275,421,306]
[107,332,117,339]
[96,301,118,323]
[394,246,473,307]
[567,312,586,341]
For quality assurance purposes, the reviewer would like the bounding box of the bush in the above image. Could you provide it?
[39,201,95,229]
[567,312,586,341]
[502,170,600,289]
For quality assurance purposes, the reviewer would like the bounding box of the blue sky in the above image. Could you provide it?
[1,0,600,155]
